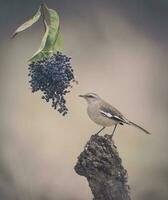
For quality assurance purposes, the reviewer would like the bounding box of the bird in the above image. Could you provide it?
[79,93,150,139]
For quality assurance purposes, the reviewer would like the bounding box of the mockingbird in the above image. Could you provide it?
[79,93,150,139]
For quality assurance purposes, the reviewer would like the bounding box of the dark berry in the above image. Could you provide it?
[28,52,76,115]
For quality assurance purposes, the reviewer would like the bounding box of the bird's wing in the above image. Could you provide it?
[100,104,130,124]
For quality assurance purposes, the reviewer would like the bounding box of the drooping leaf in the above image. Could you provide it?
[54,30,63,52]
[30,4,63,62]
[12,6,41,38]
[46,6,63,52]
[29,20,50,62]
[44,5,61,52]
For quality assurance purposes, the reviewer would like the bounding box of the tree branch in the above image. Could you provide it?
[74,134,131,200]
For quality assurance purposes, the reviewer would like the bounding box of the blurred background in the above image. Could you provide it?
[0,0,168,199]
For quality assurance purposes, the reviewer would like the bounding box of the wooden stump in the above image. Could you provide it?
[74,134,131,200]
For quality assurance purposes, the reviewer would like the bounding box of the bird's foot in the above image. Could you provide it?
[94,127,105,136]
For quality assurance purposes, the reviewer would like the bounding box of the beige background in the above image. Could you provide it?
[0,0,168,199]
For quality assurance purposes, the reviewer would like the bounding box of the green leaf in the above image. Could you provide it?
[12,6,41,38]
[29,4,63,62]
[54,30,63,52]
[29,20,50,62]
[44,5,61,52]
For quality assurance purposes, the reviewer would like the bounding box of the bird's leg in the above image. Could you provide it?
[95,127,105,136]
[109,124,118,140]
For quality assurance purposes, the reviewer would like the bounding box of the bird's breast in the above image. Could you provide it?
[87,103,116,127]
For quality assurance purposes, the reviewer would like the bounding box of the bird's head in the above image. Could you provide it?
[79,93,101,103]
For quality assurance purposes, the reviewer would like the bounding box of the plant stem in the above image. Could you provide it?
[41,1,47,31]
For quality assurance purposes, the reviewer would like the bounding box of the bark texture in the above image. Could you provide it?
[74,134,131,200]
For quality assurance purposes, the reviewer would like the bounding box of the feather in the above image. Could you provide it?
[100,109,129,124]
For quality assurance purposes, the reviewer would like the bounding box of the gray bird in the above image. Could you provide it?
[79,93,150,139]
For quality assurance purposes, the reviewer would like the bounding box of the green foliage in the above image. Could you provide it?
[12,3,63,62]
[45,5,60,51]
[29,20,50,62]
[12,6,41,38]
[54,30,63,52]
[30,5,62,62]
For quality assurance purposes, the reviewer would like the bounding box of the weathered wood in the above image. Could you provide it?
[74,134,131,200]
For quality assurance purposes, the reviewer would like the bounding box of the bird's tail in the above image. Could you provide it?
[129,121,151,135]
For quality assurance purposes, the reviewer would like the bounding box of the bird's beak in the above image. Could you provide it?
[79,94,85,98]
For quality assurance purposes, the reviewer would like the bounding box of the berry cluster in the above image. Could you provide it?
[28,52,76,115]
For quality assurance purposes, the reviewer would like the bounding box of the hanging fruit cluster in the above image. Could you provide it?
[12,3,77,115]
